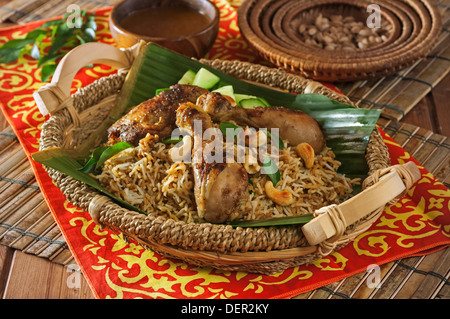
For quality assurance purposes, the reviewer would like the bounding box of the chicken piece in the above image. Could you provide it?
[197,92,326,153]
[176,102,249,223]
[107,84,208,146]
[202,162,249,223]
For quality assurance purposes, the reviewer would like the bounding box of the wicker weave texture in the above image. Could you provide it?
[237,0,442,82]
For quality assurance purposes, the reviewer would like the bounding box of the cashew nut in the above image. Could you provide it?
[244,128,267,148]
[169,135,192,162]
[264,181,295,206]
[296,142,315,169]
[255,130,268,147]
[243,154,260,174]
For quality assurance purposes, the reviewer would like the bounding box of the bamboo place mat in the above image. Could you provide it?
[336,0,450,121]
[378,119,450,189]
[0,126,73,265]
[1,122,449,298]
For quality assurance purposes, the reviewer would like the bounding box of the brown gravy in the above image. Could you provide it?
[120,6,212,38]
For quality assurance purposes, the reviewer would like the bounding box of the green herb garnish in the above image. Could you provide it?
[79,142,132,174]
[260,128,285,150]
[0,10,97,82]
[220,122,281,185]
[219,122,243,138]
[155,88,170,95]
[161,136,183,144]
[32,147,145,214]
[262,156,281,186]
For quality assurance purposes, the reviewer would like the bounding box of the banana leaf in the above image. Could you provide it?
[33,43,382,226]
[228,214,313,228]
[116,43,381,181]
[32,147,145,214]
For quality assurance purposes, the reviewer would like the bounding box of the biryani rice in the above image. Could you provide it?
[96,126,360,223]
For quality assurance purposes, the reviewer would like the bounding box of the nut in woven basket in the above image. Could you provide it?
[33,42,421,275]
[238,0,442,82]
[297,12,393,51]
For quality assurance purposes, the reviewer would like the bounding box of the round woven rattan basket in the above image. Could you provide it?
[237,0,442,82]
[34,42,420,275]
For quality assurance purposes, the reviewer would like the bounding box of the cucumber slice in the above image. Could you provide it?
[178,69,196,85]
[257,96,270,107]
[216,80,230,88]
[192,68,220,89]
[239,98,269,109]
[212,85,235,101]
[235,94,270,107]
[234,93,257,104]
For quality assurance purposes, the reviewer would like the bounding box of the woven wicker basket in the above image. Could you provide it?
[238,0,442,82]
[33,42,421,275]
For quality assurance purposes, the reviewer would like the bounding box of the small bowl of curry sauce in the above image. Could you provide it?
[109,0,220,58]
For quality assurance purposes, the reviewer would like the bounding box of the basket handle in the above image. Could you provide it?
[302,161,421,248]
[33,42,140,117]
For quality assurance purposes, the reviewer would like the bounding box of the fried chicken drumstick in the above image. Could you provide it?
[107,84,208,146]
